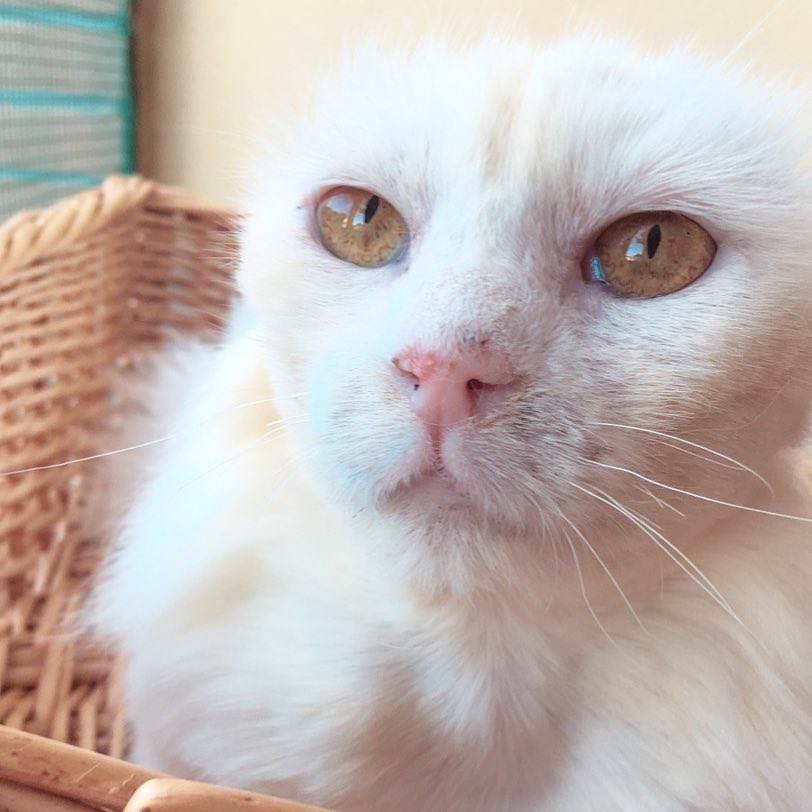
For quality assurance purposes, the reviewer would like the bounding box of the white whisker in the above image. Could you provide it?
[573,481,742,625]
[719,0,787,67]
[558,508,648,634]
[652,441,747,472]
[0,395,309,478]
[542,529,562,614]
[586,459,812,524]
[559,522,617,646]
[0,436,174,476]
[590,421,774,497]
[637,485,686,517]
[587,483,734,611]
[177,418,308,492]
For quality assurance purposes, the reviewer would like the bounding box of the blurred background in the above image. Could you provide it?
[0,0,131,219]
[2,0,811,217]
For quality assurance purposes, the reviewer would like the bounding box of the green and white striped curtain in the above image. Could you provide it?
[0,0,133,221]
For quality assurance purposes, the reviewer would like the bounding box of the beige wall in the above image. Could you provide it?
[134,0,812,207]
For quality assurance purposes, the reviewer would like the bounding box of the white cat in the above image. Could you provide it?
[94,36,812,811]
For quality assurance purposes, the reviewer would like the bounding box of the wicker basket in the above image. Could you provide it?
[0,176,330,811]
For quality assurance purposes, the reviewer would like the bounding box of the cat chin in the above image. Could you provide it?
[382,469,474,515]
[373,468,540,544]
[374,440,500,513]
[320,428,546,538]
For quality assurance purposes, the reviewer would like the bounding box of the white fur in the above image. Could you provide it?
[94,37,812,810]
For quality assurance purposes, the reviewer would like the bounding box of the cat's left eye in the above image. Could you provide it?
[316,186,409,268]
[582,212,717,298]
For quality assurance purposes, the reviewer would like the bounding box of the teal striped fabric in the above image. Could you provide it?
[0,0,132,220]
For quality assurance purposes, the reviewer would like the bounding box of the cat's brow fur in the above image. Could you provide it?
[94,36,812,810]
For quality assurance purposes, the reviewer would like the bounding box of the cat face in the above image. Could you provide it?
[240,37,812,560]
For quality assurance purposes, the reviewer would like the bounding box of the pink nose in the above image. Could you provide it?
[393,344,518,443]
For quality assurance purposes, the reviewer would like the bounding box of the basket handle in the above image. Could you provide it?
[123,778,331,812]
[0,725,332,811]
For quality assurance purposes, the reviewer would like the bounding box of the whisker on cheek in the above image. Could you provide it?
[0,435,175,477]
[557,507,648,634]
[559,523,618,646]
[636,485,686,518]
[587,421,775,496]
[571,480,742,625]
[176,417,310,493]
[585,458,812,525]
[0,394,310,478]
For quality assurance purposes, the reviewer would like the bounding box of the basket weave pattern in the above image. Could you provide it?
[0,175,237,758]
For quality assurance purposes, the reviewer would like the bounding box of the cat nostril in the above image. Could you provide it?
[392,356,421,389]
[467,379,485,391]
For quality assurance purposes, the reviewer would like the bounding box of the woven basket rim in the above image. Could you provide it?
[0,174,237,275]
[0,176,327,810]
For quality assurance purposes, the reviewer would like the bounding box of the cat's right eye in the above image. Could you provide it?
[316,187,409,268]
[582,212,717,298]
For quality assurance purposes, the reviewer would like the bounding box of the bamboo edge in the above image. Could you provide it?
[0,726,333,812]
[0,725,163,810]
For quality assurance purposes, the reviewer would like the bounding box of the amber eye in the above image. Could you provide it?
[583,212,716,298]
[316,186,409,268]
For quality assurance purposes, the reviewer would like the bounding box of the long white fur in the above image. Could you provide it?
[94,36,812,810]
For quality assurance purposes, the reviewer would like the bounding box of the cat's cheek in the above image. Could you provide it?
[298,355,428,507]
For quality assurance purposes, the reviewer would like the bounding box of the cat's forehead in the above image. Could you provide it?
[271,36,807,250]
[304,38,755,176]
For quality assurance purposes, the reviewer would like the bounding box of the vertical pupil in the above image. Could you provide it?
[363,195,380,224]
[646,224,662,258]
